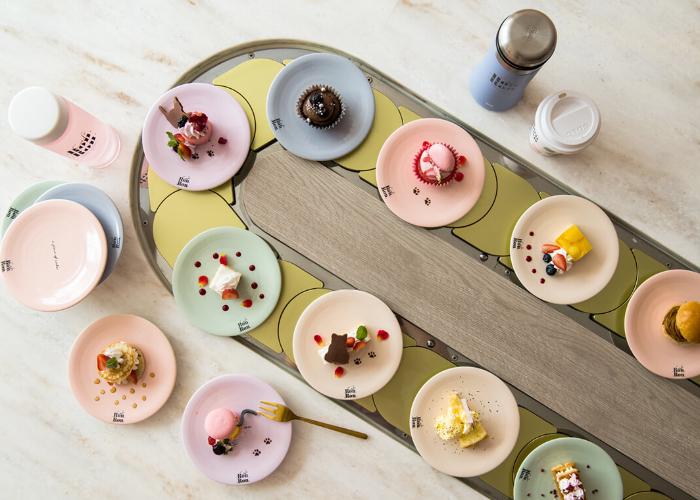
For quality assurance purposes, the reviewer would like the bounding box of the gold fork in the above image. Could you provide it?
[258,401,368,439]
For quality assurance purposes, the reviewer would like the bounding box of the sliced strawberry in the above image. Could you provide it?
[353,341,367,351]
[334,367,345,378]
[541,243,560,253]
[241,299,253,308]
[313,334,323,346]
[377,330,390,341]
[174,133,187,143]
[457,155,467,165]
[97,354,108,371]
[198,275,208,287]
[208,436,216,446]
[346,336,356,348]
[127,371,138,385]
[219,254,228,266]
[552,253,568,271]
[222,288,239,300]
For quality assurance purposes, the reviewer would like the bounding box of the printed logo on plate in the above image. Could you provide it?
[512,237,523,250]
[111,236,121,249]
[270,118,284,131]
[112,410,126,423]
[238,319,251,333]
[411,416,422,428]
[380,185,394,198]
[1,260,13,272]
[237,470,249,484]
[519,468,531,481]
[177,176,190,188]
[6,207,19,220]
[344,386,357,399]
[673,366,685,377]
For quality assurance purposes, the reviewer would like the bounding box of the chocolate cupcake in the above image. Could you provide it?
[296,84,345,129]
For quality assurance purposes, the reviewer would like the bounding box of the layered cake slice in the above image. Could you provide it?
[551,462,586,500]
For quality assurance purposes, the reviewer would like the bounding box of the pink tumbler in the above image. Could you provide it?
[8,87,120,168]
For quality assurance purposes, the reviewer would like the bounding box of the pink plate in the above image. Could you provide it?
[0,199,107,311]
[181,374,292,485]
[375,118,485,227]
[68,314,176,424]
[142,83,251,191]
[625,270,700,379]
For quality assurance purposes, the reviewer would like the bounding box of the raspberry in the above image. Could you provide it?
[217,137,228,145]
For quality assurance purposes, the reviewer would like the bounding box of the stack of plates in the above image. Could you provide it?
[0,181,123,311]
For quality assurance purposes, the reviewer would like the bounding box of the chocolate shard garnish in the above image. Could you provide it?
[159,96,188,128]
[324,333,350,365]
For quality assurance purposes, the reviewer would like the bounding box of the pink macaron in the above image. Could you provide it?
[204,408,239,439]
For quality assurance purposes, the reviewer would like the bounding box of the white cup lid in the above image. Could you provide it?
[537,90,600,150]
[8,87,68,144]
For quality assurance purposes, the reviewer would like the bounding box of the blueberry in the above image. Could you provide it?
[177,116,188,128]
[546,264,557,276]
[212,443,226,455]
[542,253,552,263]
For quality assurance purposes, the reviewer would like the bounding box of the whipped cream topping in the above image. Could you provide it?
[549,248,574,273]
[103,343,127,366]
[182,121,206,141]
[209,264,242,295]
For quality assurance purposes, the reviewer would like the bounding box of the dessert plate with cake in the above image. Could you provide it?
[510,195,619,304]
[68,314,176,424]
[292,289,402,399]
[0,199,107,311]
[375,118,485,227]
[625,269,700,378]
[181,374,292,485]
[1,180,63,237]
[266,52,375,161]
[172,227,281,336]
[36,183,123,283]
[142,82,250,191]
[409,366,519,477]
[513,437,622,500]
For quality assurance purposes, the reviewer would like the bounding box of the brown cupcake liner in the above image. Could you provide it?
[296,84,345,130]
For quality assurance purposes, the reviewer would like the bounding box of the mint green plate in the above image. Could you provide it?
[513,437,622,500]
[1,180,63,237]
[172,227,281,336]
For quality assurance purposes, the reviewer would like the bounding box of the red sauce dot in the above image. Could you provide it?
[540,278,546,284]
[249,265,255,271]
[242,299,253,308]
[531,268,537,274]
[212,253,219,259]
[526,244,532,250]
[222,304,229,311]
[529,231,534,236]
[526,256,532,262]
[194,261,201,268]
[259,293,265,299]
[199,289,206,296]
[235,251,241,257]
[251,282,258,289]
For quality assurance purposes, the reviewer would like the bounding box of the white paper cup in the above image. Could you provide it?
[530,90,600,156]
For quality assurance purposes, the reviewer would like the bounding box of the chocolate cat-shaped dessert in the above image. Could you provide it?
[324,333,350,365]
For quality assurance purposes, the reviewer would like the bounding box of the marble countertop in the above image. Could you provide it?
[1,1,698,499]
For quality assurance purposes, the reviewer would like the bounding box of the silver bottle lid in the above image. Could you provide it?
[497,9,557,70]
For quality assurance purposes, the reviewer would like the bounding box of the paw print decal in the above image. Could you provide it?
[191,152,200,160]
[413,187,420,195]
[252,449,261,456]
[206,150,215,157]
[264,437,272,445]
[424,198,431,206]
[353,358,362,365]
[368,351,376,358]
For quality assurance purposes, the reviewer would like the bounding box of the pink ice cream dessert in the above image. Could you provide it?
[413,141,467,185]
[160,96,218,160]
[204,407,257,455]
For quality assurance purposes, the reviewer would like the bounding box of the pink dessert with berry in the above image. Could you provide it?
[159,96,224,160]
[413,141,467,186]
[204,408,257,456]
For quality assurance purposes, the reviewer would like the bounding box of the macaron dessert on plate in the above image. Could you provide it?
[266,52,375,161]
[510,195,619,304]
[142,82,251,191]
[292,289,403,399]
[513,437,623,500]
[409,367,520,477]
[172,227,282,336]
[375,118,485,227]
[1,180,63,237]
[181,374,292,485]
[625,269,700,378]
[36,183,123,283]
[68,314,176,424]
[0,199,107,311]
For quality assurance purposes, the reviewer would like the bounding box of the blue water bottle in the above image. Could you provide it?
[470,9,557,111]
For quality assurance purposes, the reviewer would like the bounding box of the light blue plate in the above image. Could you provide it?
[1,180,63,237]
[513,437,622,500]
[266,52,375,161]
[36,183,123,283]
